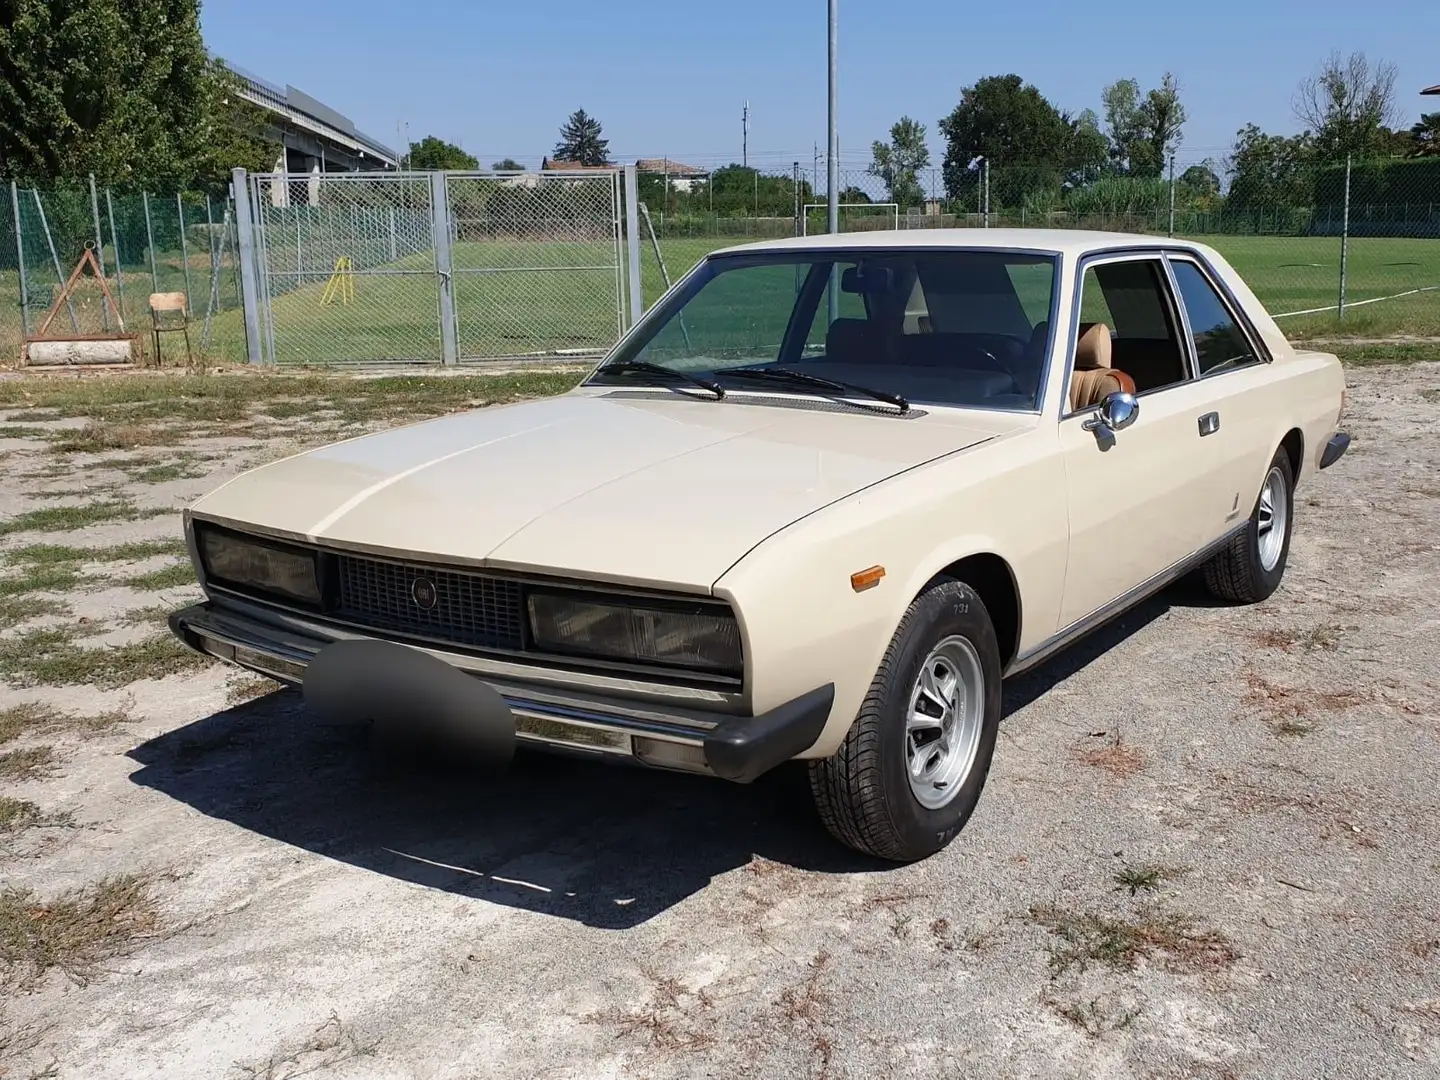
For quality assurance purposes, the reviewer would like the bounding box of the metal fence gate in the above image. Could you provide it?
[240,167,630,365]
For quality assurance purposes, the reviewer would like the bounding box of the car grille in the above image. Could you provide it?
[332,554,524,651]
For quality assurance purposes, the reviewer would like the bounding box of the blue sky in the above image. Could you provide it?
[202,0,1437,172]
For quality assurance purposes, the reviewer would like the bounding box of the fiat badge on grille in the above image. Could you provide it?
[410,576,439,610]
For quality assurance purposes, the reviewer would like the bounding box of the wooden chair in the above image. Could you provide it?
[148,291,192,366]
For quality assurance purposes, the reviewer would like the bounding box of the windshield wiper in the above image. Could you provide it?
[715,366,908,411]
[597,359,725,399]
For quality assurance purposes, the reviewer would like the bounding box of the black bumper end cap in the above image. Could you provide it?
[1320,431,1350,469]
[703,683,835,784]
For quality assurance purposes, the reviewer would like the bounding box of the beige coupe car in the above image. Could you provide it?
[169,229,1350,862]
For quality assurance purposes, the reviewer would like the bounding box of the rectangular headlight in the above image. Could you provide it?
[527,592,741,675]
[198,527,321,606]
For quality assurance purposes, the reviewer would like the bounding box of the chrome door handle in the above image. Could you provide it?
[1198,412,1220,436]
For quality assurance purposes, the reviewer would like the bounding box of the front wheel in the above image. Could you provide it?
[808,579,1002,862]
[1202,445,1295,603]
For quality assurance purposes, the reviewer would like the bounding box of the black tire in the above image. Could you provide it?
[1202,444,1295,604]
[808,579,1003,863]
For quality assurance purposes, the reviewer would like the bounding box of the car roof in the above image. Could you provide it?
[710,228,1208,258]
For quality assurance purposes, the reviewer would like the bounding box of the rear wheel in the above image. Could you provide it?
[1203,445,1295,603]
[808,579,1002,862]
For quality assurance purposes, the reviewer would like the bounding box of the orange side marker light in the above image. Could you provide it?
[850,565,886,592]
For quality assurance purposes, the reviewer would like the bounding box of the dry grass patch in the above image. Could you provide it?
[123,563,196,592]
[227,674,279,706]
[51,422,172,454]
[0,701,129,745]
[1242,668,1369,736]
[0,501,169,537]
[0,746,59,781]
[587,968,718,1054]
[1029,903,1237,975]
[0,874,161,989]
[1076,734,1146,779]
[0,628,210,689]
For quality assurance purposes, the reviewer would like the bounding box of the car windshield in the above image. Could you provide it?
[588,247,1059,411]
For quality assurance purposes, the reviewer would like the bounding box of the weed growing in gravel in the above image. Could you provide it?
[0,502,168,537]
[226,675,278,706]
[1029,903,1237,975]
[123,563,197,591]
[51,423,172,454]
[0,702,129,745]
[124,458,206,484]
[1042,991,1141,1037]
[586,967,719,1053]
[0,796,70,835]
[1242,668,1368,736]
[0,874,160,988]
[0,746,58,781]
[0,425,55,440]
[1113,863,1189,896]
[0,628,210,689]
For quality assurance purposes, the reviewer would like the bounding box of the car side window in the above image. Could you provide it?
[1169,259,1262,375]
[1067,259,1190,411]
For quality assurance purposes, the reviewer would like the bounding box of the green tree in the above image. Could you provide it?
[1292,50,1400,163]
[552,108,610,166]
[1101,78,1145,174]
[1102,74,1187,176]
[492,157,525,171]
[938,75,1097,205]
[1225,124,1314,211]
[1178,162,1221,199]
[0,0,219,186]
[1411,114,1440,157]
[868,116,930,208]
[406,135,477,170]
[190,60,281,194]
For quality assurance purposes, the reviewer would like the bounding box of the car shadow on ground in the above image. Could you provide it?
[128,575,1220,929]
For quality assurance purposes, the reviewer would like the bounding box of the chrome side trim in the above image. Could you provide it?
[1006,521,1248,677]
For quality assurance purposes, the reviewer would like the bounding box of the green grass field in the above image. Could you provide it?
[3,231,1435,367]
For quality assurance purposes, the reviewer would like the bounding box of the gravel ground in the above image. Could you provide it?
[0,361,1436,1080]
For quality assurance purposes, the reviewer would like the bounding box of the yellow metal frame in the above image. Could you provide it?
[320,256,355,305]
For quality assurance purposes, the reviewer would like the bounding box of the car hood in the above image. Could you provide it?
[190,390,1020,590]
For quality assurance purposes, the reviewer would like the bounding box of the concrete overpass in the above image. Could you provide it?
[225,62,398,203]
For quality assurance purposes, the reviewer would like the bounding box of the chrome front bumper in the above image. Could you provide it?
[168,601,832,783]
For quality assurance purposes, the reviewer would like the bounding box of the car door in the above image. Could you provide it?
[1055,254,1221,630]
[1164,253,1284,542]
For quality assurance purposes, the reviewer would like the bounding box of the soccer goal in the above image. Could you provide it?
[801,202,900,236]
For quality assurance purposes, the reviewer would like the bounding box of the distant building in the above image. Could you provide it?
[539,158,615,172]
[636,158,708,192]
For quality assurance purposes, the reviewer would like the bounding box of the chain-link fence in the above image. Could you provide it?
[4,157,1436,367]
[2,179,244,365]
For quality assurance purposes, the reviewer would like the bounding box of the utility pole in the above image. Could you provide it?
[827,0,838,236]
[742,101,749,169]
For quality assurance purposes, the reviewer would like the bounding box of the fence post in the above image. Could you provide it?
[89,175,111,330]
[983,159,990,227]
[231,168,266,364]
[142,191,160,293]
[1167,156,1176,238]
[33,190,79,333]
[1338,155,1351,321]
[105,189,126,325]
[10,181,30,337]
[177,194,194,317]
[623,164,643,327]
[430,172,458,364]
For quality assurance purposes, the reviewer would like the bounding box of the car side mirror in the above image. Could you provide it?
[1082,391,1139,433]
